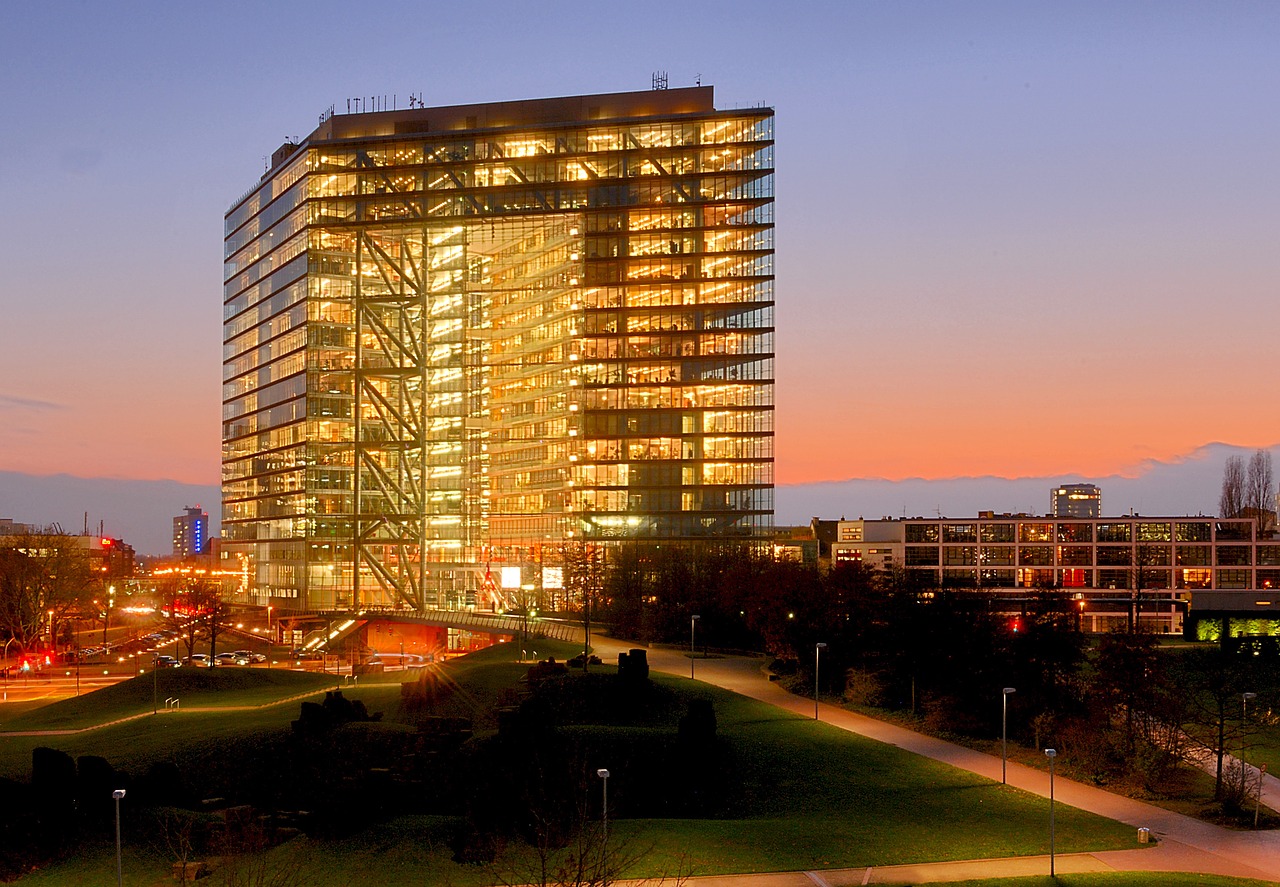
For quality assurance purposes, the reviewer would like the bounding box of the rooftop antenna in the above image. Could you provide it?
[696,73,702,87]
[652,71,668,90]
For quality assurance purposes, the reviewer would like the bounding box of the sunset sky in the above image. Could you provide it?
[2,1,1278,549]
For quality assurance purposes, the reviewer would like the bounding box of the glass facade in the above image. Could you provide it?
[223,88,775,610]
[834,517,1275,594]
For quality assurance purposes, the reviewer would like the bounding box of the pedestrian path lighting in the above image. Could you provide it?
[1243,691,1257,819]
[593,767,609,844]
[1002,687,1016,783]
[690,615,700,679]
[814,643,828,720]
[1044,749,1057,876]
[112,788,126,887]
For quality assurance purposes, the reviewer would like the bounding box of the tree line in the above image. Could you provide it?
[592,543,1277,814]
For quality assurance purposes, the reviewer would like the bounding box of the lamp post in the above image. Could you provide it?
[1243,691,1257,817]
[814,642,827,720]
[112,788,126,887]
[597,768,610,839]
[153,654,160,714]
[1002,687,1017,784]
[690,615,700,679]
[1044,749,1057,876]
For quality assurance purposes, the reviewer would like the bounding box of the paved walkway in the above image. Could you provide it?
[593,635,1280,884]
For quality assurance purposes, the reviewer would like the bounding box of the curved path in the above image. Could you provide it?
[592,635,1280,884]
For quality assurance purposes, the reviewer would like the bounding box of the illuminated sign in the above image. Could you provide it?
[500,566,522,590]
[542,567,564,589]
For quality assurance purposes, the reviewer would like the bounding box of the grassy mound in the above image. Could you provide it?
[0,668,337,732]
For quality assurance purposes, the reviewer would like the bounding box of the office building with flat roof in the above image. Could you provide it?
[831,514,1280,634]
[223,87,775,611]
[1052,483,1101,518]
[172,506,208,559]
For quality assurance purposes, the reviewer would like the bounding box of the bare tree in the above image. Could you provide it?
[1220,454,1246,518]
[561,542,605,671]
[0,532,96,655]
[190,579,235,661]
[1246,449,1275,534]
[158,575,205,661]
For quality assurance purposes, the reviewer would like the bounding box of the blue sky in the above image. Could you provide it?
[1,1,1277,552]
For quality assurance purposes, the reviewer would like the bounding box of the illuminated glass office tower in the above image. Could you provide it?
[223,87,774,611]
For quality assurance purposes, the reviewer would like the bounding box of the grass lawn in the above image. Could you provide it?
[5,640,1144,884]
[0,668,338,732]
[1245,720,1280,776]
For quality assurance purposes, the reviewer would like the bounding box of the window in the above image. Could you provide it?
[1060,568,1091,588]
[1099,569,1129,588]
[943,546,977,566]
[906,524,939,543]
[1177,569,1212,589]
[906,546,939,566]
[1059,546,1092,566]
[943,524,977,543]
[980,523,1015,543]
[1137,522,1171,542]
[1018,568,1054,587]
[1217,569,1250,589]
[1097,523,1132,543]
[1217,546,1252,566]
[1216,521,1253,541]
[1019,523,1053,543]
[980,569,1015,586]
[1019,546,1053,566]
[1137,546,1171,566]
[1258,546,1280,566]
[1097,547,1131,566]
[1176,522,1211,542]
[1057,523,1093,543]
[1176,546,1211,566]
[1138,569,1170,589]
[981,547,1015,566]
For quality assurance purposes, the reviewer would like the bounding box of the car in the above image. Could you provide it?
[154,655,180,668]
[232,650,266,665]
[183,654,212,667]
[214,652,239,665]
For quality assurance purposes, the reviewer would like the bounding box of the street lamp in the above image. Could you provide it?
[1044,749,1057,877]
[1002,687,1017,784]
[690,615,701,679]
[112,788,126,887]
[814,642,828,720]
[1243,691,1257,817]
[597,767,610,849]
[596,767,612,887]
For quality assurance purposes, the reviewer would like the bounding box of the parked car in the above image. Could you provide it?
[183,654,211,667]
[154,655,180,668]
[214,652,239,665]
[232,650,266,665]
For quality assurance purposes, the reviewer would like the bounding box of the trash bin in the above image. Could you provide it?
[1137,827,1151,844]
